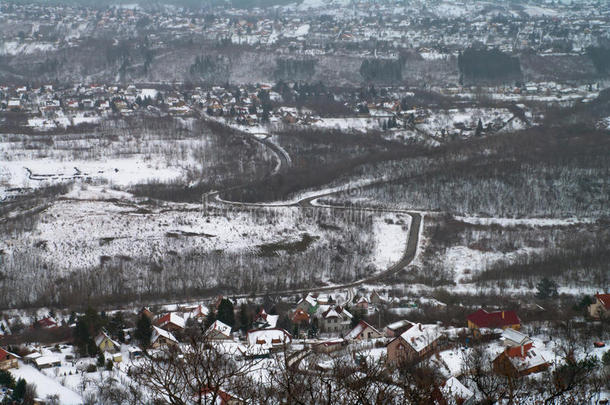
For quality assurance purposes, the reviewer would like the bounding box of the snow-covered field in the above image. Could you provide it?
[0,157,184,191]
[372,215,410,269]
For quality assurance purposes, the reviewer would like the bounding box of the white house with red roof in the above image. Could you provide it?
[246,328,292,349]
[155,312,185,333]
[206,320,232,340]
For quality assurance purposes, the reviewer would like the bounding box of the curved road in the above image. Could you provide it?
[206,126,422,299]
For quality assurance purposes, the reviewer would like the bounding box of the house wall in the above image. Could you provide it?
[588,300,608,319]
[387,338,417,365]
[0,358,18,370]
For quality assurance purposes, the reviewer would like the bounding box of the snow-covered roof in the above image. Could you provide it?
[398,323,441,353]
[247,328,291,347]
[207,320,232,338]
[441,377,474,401]
[95,331,120,348]
[266,314,279,328]
[152,326,178,344]
[501,328,531,346]
[344,320,382,340]
[386,320,412,331]
[34,355,61,366]
[158,312,185,329]
[512,346,548,371]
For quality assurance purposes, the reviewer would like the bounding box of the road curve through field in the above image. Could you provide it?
[202,118,423,299]
[213,187,422,299]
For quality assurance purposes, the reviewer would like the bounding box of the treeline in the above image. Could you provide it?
[458,47,521,82]
[359,58,403,82]
[189,55,229,80]
[586,46,610,74]
[274,58,317,81]
[223,128,412,202]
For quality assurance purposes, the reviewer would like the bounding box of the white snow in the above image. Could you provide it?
[11,363,83,404]
[371,216,410,269]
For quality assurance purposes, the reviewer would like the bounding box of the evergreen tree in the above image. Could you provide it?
[12,379,26,402]
[536,278,558,299]
[0,370,15,389]
[204,308,217,330]
[217,299,235,328]
[97,353,105,367]
[238,304,250,334]
[475,118,483,136]
[135,314,152,348]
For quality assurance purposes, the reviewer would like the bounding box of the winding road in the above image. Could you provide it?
[206,118,423,299]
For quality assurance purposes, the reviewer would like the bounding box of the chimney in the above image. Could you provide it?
[419,324,423,331]
[521,344,524,357]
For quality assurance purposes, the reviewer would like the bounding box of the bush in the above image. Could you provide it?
[0,369,16,389]
[602,350,610,367]
[86,364,97,373]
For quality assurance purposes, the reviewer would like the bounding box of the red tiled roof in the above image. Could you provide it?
[0,348,8,359]
[595,294,610,309]
[467,309,520,328]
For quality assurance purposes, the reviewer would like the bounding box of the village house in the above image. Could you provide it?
[199,387,245,405]
[492,345,550,377]
[319,306,352,334]
[150,326,179,349]
[385,320,414,338]
[35,317,59,329]
[467,309,521,335]
[291,308,310,326]
[95,331,120,353]
[344,320,383,341]
[588,293,610,319]
[354,296,370,311]
[312,338,347,354]
[0,347,19,370]
[155,312,186,333]
[500,328,533,357]
[34,355,61,370]
[253,309,279,330]
[296,293,318,315]
[386,323,442,365]
[206,320,232,340]
[139,307,154,320]
[246,328,292,350]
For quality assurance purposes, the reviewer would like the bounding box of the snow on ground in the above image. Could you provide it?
[0,41,57,56]
[312,117,383,132]
[455,216,596,227]
[443,246,541,284]
[0,190,315,271]
[371,215,410,269]
[522,5,558,17]
[439,347,471,376]
[416,108,515,137]
[11,363,83,404]
[0,157,184,190]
